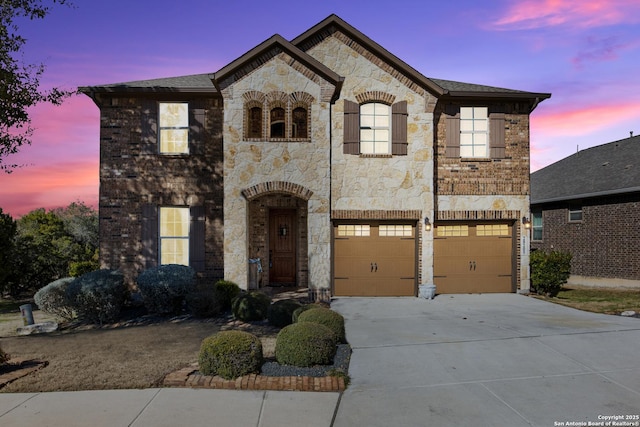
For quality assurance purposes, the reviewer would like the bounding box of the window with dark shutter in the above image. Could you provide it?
[391,101,408,155]
[190,106,206,156]
[190,206,206,272]
[141,204,158,269]
[343,99,360,154]
[445,105,460,158]
[140,101,158,155]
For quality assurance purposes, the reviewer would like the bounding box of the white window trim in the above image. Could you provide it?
[158,102,189,155]
[460,106,488,158]
[159,207,190,266]
[360,102,391,155]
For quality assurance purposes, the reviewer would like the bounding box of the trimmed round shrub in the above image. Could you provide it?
[65,269,127,324]
[198,331,263,379]
[34,277,76,321]
[267,299,302,327]
[275,322,337,367]
[298,308,346,343]
[136,264,197,314]
[213,280,241,311]
[231,291,271,321]
[186,289,221,318]
[292,303,326,323]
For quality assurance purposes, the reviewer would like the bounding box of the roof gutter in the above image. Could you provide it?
[532,186,640,205]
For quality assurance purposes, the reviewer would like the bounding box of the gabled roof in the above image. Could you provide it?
[531,135,640,204]
[209,34,344,101]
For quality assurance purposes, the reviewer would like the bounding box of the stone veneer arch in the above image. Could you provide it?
[242,181,314,201]
[355,91,396,105]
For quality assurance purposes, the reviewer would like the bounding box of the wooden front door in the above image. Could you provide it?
[269,209,296,285]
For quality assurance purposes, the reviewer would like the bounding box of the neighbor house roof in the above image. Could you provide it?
[79,73,216,95]
[531,135,640,204]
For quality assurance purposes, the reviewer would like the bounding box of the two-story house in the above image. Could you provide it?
[80,15,550,300]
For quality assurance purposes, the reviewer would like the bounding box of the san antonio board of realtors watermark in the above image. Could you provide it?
[554,415,640,426]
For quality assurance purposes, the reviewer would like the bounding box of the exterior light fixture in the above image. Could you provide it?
[424,217,432,231]
[279,224,288,237]
[522,217,531,229]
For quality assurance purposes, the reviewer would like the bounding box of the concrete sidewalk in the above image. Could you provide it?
[331,294,640,427]
[0,388,340,427]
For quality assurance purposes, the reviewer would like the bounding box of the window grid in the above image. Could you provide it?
[337,225,371,237]
[460,106,488,158]
[437,225,469,237]
[159,103,189,154]
[360,103,390,154]
[159,207,189,266]
[379,225,413,237]
[477,224,509,236]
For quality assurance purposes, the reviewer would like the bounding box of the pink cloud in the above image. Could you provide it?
[490,0,640,30]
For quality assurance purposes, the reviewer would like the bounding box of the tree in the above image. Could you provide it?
[0,208,17,287]
[0,0,74,172]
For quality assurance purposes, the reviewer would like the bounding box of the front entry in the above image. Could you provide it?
[269,209,297,285]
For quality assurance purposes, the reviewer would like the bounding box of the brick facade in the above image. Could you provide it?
[96,95,224,285]
[532,193,640,281]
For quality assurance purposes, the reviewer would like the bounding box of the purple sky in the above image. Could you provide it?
[1,0,639,217]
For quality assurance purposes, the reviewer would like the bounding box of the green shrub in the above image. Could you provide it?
[0,345,9,366]
[231,291,271,321]
[531,250,572,297]
[213,280,241,310]
[298,307,346,343]
[292,303,326,323]
[136,265,197,314]
[69,260,98,278]
[275,322,337,367]
[34,277,76,321]
[186,289,221,318]
[198,331,263,379]
[65,269,127,324]
[267,299,302,327]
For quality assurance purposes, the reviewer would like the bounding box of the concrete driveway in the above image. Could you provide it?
[331,294,640,427]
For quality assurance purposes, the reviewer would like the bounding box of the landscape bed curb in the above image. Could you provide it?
[163,364,345,392]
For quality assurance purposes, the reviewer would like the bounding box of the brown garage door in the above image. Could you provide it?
[334,223,416,296]
[434,223,514,293]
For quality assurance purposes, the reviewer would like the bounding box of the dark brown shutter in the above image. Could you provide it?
[391,101,408,155]
[190,104,206,156]
[140,100,157,155]
[141,204,158,269]
[190,206,206,272]
[343,100,360,154]
[490,113,506,159]
[445,105,460,158]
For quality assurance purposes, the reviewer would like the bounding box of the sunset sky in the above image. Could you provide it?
[1,0,639,217]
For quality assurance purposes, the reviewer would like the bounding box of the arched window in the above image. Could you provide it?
[248,106,263,138]
[270,107,286,138]
[291,107,308,139]
[360,102,390,154]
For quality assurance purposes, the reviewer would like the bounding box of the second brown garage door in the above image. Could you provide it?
[334,222,416,296]
[434,222,514,294]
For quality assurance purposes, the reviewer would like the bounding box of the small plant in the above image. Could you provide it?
[328,368,351,388]
[0,345,9,366]
[231,291,271,321]
[186,289,221,318]
[65,269,127,324]
[198,331,263,379]
[275,322,337,367]
[267,299,302,327]
[34,277,77,321]
[531,250,572,297]
[292,303,326,323]
[298,307,346,343]
[136,265,197,314]
[213,280,241,310]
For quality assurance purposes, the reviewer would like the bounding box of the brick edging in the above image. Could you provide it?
[163,365,345,392]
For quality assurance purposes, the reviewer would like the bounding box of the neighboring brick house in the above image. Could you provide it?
[531,135,640,288]
[80,15,550,299]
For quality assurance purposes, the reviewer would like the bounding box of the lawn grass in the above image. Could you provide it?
[534,286,640,315]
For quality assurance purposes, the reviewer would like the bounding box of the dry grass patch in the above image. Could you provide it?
[533,285,640,315]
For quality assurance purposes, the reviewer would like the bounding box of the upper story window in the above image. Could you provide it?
[360,103,390,154]
[343,97,408,156]
[445,105,505,159]
[159,103,189,154]
[532,211,543,241]
[243,91,313,142]
[459,107,488,158]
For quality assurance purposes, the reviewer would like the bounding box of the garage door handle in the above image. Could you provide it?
[469,261,476,271]
[371,262,377,272]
